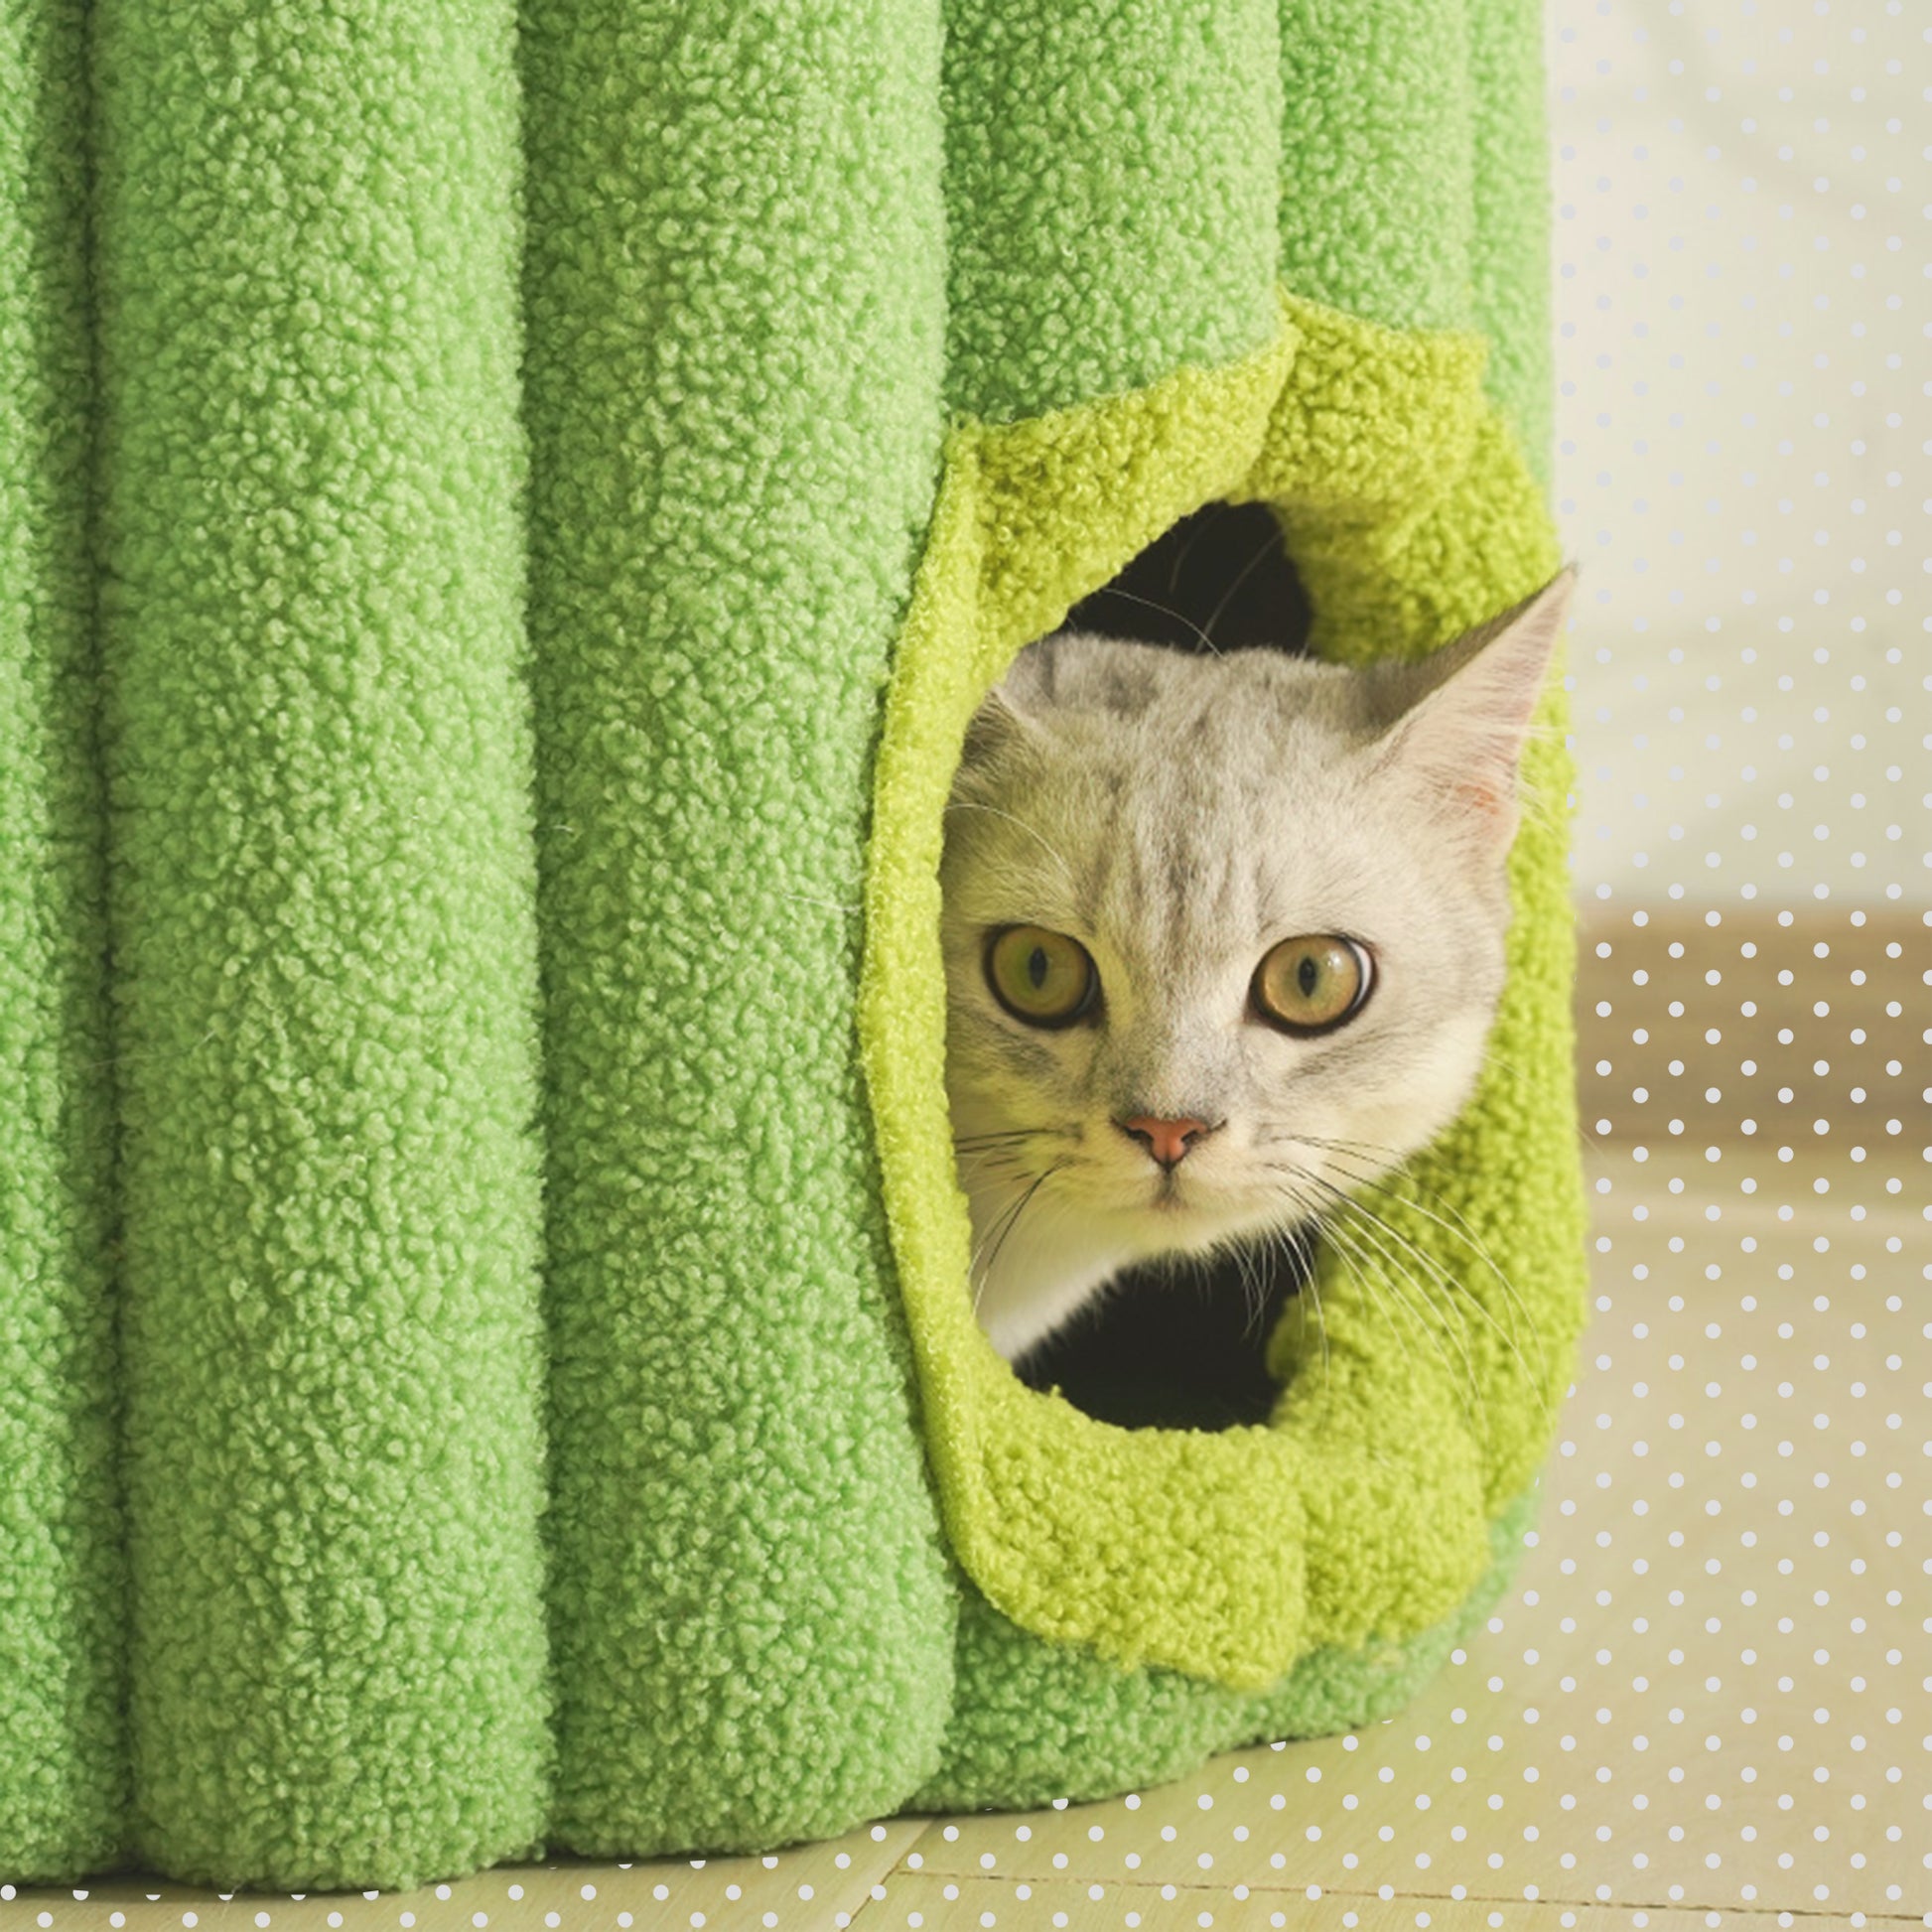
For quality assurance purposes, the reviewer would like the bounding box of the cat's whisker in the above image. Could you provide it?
[955,1142,1025,1169]
[1311,1210,1434,1406]
[1470,1047,1606,1156]
[1262,1156,1490,1431]
[940,799,1078,886]
[1223,1238,1269,1343]
[1311,1186,1493,1436]
[1321,1210,1493,1439]
[1276,1136,1546,1370]
[1196,530,1281,647]
[1159,497,1231,593]
[954,1136,1035,1167]
[1265,1129,1404,1159]
[981,1162,1067,1299]
[967,1170,1042,1310]
[1260,1205,1330,1393]
[774,890,862,915]
[1267,1174,1475,1452]
[1244,1235,1287,1345]
[1475,1046,1536,1088]
[1243,1205,1403,1482]
[1067,586,1223,658]
[954,1149,1028,1185]
[1271,1131,1553,1371]
[1314,1157,1549,1380]
[1282,1220,1330,1395]
[951,1126,1062,1150]
[971,1160,1069,1313]
[1294,1167,1555,1442]
[1278,1072,1597,1171]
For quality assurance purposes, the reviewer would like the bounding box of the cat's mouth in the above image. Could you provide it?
[1130,1167,1258,1233]
[1147,1172,1191,1212]
[1094,1137,1237,1210]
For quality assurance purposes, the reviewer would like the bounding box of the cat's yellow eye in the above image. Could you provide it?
[1252,934,1372,1035]
[986,926,1098,1029]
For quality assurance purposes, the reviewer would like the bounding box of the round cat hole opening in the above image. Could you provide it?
[856,306,1587,1698]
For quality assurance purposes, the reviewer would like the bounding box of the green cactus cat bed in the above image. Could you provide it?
[2,0,1585,1891]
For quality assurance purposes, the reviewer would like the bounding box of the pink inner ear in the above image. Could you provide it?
[1445,765,1523,833]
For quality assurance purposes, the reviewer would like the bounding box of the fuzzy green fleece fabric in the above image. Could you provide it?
[0,0,126,1877]
[519,0,958,1859]
[0,0,1581,1889]
[87,0,550,1888]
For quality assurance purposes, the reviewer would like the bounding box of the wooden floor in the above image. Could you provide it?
[9,1139,1926,1932]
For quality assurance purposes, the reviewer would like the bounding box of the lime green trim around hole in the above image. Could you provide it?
[913,1478,1543,1812]
[859,291,1587,1691]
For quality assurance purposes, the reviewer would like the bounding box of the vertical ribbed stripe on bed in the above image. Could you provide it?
[0,0,127,1879]
[939,0,1282,423]
[520,0,957,1856]
[1274,0,1475,332]
[89,0,550,1888]
[1466,0,1555,480]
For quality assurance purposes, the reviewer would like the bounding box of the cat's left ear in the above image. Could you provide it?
[1376,567,1577,840]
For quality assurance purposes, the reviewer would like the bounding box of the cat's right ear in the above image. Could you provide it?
[1373,567,1577,841]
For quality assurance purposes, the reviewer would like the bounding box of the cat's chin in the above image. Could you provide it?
[971,1185,1293,1364]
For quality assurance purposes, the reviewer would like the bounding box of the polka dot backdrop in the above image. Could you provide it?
[4,2,1926,1928]
[1561,0,1927,905]
[1539,0,1928,1923]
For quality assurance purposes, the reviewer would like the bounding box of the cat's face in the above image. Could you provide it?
[940,577,1570,1363]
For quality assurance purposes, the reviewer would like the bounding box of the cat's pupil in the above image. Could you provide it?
[1297,954,1318,998]
[1028,946,1048,990]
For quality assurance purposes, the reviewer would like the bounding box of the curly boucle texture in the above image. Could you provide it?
[0,0,125,1881]
[0,0,1578,1888]
[87,0,548,1889]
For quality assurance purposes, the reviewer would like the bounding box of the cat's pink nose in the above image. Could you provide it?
[1118,1115,1213,1171]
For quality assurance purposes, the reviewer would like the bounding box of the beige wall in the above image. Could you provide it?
[1550,0,1928,911]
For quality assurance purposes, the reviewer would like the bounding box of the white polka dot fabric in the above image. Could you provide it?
[1558,0,1927,911]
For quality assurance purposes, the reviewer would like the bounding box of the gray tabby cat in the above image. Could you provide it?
[941,570,1574,1364]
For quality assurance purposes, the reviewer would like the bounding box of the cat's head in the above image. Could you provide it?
[939,571,1574,1362]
